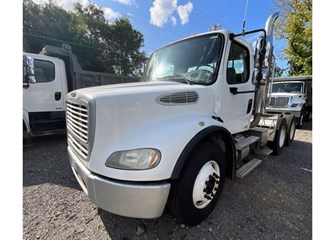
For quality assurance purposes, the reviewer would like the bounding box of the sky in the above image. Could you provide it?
[32,0,287,69]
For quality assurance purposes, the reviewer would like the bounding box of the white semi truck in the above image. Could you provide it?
[23,44,139,138]
[266,75,312,128]
[66,12,296,226]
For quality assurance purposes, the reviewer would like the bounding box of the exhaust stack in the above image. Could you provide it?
[250,12,279,128]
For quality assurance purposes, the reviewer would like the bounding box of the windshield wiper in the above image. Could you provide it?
[157,75,193,85]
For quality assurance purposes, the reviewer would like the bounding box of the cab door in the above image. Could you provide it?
[220,40,255,134]
[23,54,65,113]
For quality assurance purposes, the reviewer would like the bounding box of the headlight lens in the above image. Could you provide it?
[291,103,302,108]
[105,148,161,170]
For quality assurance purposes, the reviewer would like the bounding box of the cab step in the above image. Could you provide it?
[236,158,262,179]
[235,136,260,150]
[254,146,273,156]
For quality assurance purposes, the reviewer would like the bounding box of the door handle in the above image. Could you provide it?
[230,87,258,95]
[55,92,61,101]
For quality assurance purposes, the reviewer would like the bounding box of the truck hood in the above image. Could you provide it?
[73,81,205,99]
[67,82,214,148]
[66,81,216,177]
[74,81,215,117]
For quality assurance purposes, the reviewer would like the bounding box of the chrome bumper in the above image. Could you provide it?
[68,147,171,218]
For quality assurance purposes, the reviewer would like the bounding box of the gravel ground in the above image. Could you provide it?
[23,121,312,240]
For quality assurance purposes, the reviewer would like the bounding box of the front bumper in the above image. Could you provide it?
[68,146,171,218]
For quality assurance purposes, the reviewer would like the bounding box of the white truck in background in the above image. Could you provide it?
[266,76,312,128]
[23,44,139,138]
[65,12,297,226]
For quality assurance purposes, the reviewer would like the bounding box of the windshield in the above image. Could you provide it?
[141,33,224,85]
[271,82,303,93]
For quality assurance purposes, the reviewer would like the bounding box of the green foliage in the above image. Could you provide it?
[274,0,312,76]
[273,64,285,77]
[23,0,147,76]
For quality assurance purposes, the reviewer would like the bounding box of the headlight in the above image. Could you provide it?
[291,103,302,108]
[105,148,161,170]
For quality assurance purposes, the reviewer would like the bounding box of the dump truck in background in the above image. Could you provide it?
[266,75,312,128]
[23,44,139,138]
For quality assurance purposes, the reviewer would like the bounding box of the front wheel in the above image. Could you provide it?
[168,141,226,226]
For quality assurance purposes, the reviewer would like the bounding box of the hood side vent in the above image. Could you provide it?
[157,92,199,105]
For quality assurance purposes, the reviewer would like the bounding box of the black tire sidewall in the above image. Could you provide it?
[272,118,287,155]
[172,141,226,226]
[297,108,305,128]
[285,116,296,146]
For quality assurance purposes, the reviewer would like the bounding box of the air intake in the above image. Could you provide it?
[157,91,199,105]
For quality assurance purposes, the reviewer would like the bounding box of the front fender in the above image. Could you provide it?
[88,115,223,181]
[170,125,236,179]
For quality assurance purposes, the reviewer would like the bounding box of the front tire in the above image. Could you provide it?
[169,141,226,226]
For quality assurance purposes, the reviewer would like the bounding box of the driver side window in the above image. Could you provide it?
[226,42,250,85]
[34,60,55,83]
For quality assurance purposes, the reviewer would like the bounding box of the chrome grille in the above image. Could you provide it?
[68,133,88,159]
[66,101,89,159]
[269,97,289,108]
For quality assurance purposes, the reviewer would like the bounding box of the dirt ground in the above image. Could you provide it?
[23,121,312,240]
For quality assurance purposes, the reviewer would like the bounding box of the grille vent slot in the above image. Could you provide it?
[66,101,89,160]
[158,91,199,105]
[268,97,289,108]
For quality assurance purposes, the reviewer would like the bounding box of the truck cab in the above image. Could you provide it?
[23,53,68,137]
[66,13,290,226]
[266,76,312,128]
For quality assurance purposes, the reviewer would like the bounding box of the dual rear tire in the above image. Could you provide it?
[285,115,296,146]
[268,115,296,155]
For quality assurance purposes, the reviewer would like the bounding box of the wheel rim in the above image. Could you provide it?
[279,126,286,147]
[289,122,295,140]
[300,115,303,126]
[192,161,220,209]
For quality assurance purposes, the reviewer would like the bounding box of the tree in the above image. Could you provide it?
[273,64,285,77]
[23,0,77,54]
[23,0,146,76]
[101,18,147,75]
[274,0,312,76]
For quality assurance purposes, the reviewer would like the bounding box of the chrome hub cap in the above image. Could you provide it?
[192,161,220,209]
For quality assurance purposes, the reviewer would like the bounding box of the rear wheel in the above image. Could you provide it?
[285,115,296,146]
[297,108,305,128]
[168,141,226,226]
[268,118,287,155]
[304,107,312,121]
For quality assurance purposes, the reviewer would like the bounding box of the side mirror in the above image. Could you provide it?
[23,55,36,88]
[253,37,266,83]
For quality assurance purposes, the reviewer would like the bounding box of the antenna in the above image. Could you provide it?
[242,0,249,35]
